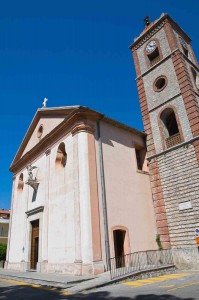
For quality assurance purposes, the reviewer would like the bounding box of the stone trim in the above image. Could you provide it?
[172,50,199,138]
[130,17,168,50]
[135,49,199,81]
[130,14,191,51]
[153,75,168,93]
[193,139,199,167]
[164,22,178,52]
[136,77,156,157]
[149,158,171,249]
[147,135,199,161]
[87,131,102,262]
[25,206,44,217]
[132,50,141,77]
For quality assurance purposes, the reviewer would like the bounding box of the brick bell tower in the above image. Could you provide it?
[130,14,199,267]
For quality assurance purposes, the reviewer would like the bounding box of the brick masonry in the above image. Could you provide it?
[157,144,199,247]
[172,50,199,138]
[131,14,199,254]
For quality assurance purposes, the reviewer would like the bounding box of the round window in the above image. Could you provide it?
[37,125,43,138]
[154,76,167,92]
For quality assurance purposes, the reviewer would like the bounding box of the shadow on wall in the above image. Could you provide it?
[0,285,194,300]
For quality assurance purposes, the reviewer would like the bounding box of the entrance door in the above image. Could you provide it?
[30,220,39,270]
[113,230,126,268]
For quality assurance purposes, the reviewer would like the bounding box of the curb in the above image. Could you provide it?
[67,265,176,293]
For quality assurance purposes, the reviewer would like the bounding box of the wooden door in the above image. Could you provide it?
[30,220,39,270]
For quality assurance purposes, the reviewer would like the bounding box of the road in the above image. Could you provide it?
[0,271,199,299]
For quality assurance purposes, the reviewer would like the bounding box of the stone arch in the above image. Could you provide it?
[158,105,184,150]
[111,225,130,267]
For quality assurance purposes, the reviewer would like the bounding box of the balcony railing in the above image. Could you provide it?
[166,132,181,148]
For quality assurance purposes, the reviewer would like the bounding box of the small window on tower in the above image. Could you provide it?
[191,68,199,90]
[148,48,160,66]
[179,36,188,57]
[154,76,168,92]
[145,40,160,67]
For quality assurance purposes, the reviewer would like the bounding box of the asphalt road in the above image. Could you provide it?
[0,271,199,299]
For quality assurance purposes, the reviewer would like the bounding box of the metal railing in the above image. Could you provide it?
[109,249,174,279]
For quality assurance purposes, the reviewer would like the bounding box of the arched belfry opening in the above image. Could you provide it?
[17,173,24,192]
[55,142,67,169]
[160,108,182,148]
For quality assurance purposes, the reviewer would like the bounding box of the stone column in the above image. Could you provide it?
[41,149,51,272]
[73,133,83,274]
[78,130,93,273]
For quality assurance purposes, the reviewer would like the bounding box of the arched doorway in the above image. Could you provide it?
[113,229,126,268]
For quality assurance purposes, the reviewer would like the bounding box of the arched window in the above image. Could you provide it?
[191,68,199,90]
[55,142,67,168]
[17,173,24,191]
[160,108,182,148]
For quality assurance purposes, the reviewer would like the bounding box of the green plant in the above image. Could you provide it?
[0,243,7,261]
[156,234,163,250]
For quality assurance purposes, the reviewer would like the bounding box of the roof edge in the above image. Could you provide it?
[129,13,191,50]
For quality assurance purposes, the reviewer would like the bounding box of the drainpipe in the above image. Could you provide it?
[96,119,111,270]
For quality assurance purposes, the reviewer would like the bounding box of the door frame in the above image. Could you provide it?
[25,207,44,271]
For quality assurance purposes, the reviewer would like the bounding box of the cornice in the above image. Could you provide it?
[26,206,44,217]
[10,106,145,173]
[71,122,95,136]
[10,110,100,173]
[129,14,191,51]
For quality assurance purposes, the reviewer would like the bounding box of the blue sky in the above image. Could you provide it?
[1,0,199,209]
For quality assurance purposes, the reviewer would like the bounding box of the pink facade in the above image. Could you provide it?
[6,106,157,275]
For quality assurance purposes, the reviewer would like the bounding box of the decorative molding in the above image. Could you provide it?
[130,18,168,51]
[26,206,44,217]
[130,14,191,52]
[71,122,95,136]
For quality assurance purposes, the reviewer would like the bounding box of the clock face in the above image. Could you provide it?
[146,40,157,54]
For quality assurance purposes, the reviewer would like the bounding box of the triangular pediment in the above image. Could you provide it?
[10,106,80,170]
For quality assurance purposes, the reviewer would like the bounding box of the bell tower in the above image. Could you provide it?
[130,14,199,266]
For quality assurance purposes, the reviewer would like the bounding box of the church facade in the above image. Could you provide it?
[6,13,199,274]
[5,107,157,274]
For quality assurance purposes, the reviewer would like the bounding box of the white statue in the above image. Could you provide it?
[42,97,48,108]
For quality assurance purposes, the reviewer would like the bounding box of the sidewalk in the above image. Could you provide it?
[0,268,97,289]
[0,265,175,293]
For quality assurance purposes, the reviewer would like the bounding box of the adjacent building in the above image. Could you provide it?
[0,210,10,244]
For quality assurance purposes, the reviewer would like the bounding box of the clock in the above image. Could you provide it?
[146,40,157,54]
[179,36,188,50]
